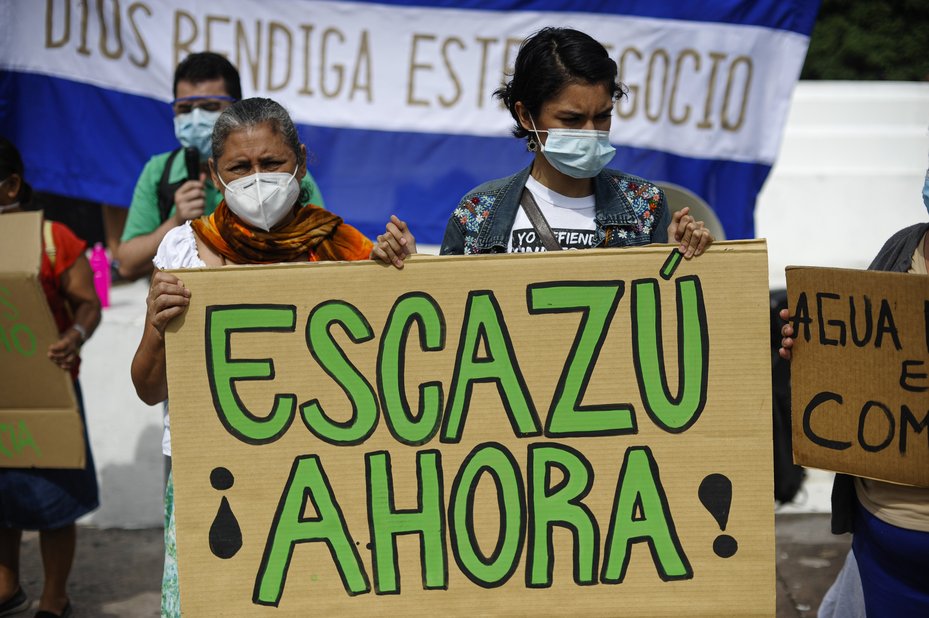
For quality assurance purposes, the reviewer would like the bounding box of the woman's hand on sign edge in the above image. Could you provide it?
[47,329,82,371]
[778,308,795,361]
[147,270,190,337]
[371,215,417,269]
[668,206,714,258]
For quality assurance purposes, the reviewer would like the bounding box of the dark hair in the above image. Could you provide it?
[212,98,303,164]
[0,136,32,205]
[173,52,242,101]
[494,27,624,139]
[212,98,308,201]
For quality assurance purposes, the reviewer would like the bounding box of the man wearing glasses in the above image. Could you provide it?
[116,52,324,280]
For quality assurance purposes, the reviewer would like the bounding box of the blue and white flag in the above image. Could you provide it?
[0,0,819,242]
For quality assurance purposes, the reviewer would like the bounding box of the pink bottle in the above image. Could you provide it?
[90,242,110,308]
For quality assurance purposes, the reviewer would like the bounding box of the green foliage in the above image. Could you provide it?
[801,0,929,81]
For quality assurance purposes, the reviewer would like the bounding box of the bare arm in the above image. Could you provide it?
[118,176,207,281]
[130,271,190,405]
[118,218,180,280]
[48,254,102,371]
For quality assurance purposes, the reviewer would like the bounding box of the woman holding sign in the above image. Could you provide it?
[440,27,713,257]
[780,191,929,615]
[0,138,101,618]
[130,97,413,617]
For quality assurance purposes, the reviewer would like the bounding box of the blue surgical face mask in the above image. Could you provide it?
[173,107,221,160]
[922,168,929,214]
[530,117,616,179]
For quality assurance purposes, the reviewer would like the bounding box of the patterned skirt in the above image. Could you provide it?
[162,472,180,617]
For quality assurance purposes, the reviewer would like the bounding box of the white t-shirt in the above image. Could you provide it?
[152,223,206,456]
[507,175,598,253]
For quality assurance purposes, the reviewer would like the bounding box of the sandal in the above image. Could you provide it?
[33,603,71,618]
[0,588,28,616]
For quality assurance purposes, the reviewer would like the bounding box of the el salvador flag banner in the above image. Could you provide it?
[0,0,819,242]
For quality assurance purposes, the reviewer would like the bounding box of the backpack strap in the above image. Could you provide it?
[157,148,184,224]
[42,219,57,269]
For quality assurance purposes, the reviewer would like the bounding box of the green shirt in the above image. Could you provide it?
[121,150,325,242]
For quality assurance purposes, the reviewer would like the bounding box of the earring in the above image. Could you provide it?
[526,138,538,153]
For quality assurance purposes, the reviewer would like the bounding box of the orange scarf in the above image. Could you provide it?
[191,201,373,264]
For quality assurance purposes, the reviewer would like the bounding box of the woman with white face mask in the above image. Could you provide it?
[128,97,414,617]
[440,27,713,257]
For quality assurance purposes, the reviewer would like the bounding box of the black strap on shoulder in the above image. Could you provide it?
[519,188,562,252]
[157,148,184,224]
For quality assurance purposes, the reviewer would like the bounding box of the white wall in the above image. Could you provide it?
[78,81,929,528]
[78,279,164,528]
[757,81,929,289]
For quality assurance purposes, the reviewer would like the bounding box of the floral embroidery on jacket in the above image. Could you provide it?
[608,177,663,241]
[445,169,665,254]
[451,194,495,254]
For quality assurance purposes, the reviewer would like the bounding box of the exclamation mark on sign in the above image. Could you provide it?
[698,473,738,558]
[209,466,243,559]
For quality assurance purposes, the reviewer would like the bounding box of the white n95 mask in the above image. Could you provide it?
[218,168,300,231]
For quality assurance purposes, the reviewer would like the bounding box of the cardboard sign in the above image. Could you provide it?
[787,266,929,487]
[0,211,85,468]
[166,241,773,616]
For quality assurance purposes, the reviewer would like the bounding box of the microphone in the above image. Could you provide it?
[184,146,200,180]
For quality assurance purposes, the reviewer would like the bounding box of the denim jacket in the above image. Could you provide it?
[440,166,669,255]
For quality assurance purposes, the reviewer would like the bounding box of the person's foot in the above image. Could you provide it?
[0,587,29,616]
[33,603,70,618]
